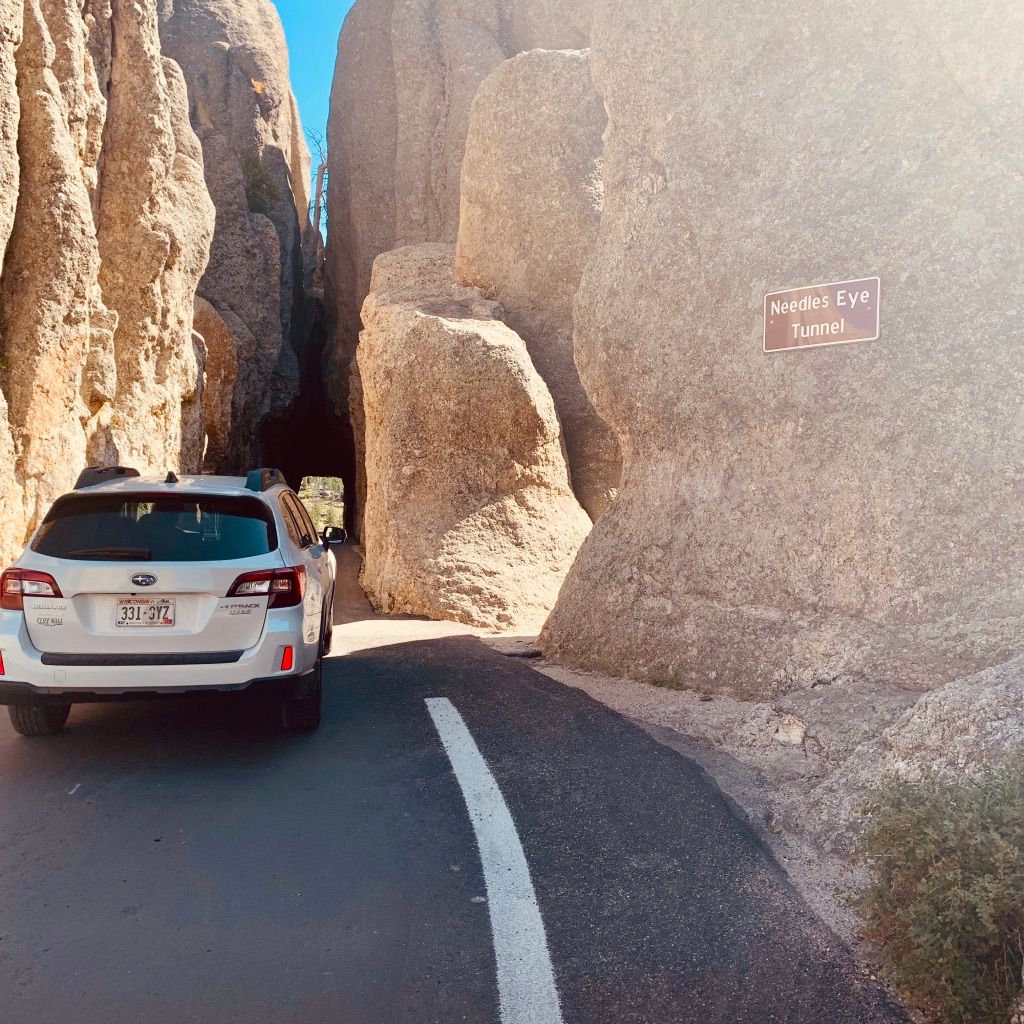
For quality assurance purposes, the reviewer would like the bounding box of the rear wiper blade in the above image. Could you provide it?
[69,548,154,561]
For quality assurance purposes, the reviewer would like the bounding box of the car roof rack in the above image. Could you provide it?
[74,466,141,490]
[245,468,286,492]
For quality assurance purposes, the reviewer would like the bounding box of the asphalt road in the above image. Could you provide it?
[0,611,906,1022]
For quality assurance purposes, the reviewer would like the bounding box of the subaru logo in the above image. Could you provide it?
[131,573,158,588]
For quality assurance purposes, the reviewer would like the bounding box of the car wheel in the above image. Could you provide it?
[8,702,71,737]
[280,657,323,733]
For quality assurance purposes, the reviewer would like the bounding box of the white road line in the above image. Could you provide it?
[425,697,565,1024]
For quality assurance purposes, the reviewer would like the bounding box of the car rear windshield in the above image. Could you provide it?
[32,493,278,562]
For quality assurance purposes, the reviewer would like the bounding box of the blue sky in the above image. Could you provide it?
[276,0,357,152]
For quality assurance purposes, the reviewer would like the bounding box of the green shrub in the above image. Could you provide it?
[243,155,280,215]
[855,758,1024,1024]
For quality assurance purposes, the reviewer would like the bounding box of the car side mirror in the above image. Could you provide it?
[322,525,348,546]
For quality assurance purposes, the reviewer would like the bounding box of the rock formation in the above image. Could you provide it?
[876,670,1024,780]
[0,0,20,280]
[326,0,596,531]
[158,0,311,470]
[193,296,242,469]
[805,657,1024,851]
[0,0,216,563]
[357,244,591,631]
[0,0,313,566]
[456,48,620,520]
[325,0,394,328]
[0,0,98,534]
[541,0,1024,698]
[0,0,24,561]
[323,0,397,522]
[97,7,215,474]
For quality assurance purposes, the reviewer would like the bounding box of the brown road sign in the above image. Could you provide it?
[764,277,881,352]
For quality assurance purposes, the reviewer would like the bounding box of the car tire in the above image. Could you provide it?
[323,589,335,655]
[8,702,71,737]
[280,657,323,733]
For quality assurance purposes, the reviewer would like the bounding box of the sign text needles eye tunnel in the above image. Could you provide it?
[763,277,881,352]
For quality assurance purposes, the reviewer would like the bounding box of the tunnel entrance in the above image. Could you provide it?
[259,296,357,534]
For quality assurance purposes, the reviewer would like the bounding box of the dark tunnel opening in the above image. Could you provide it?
[259,296,357,535]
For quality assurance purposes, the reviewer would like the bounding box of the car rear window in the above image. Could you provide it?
[32,493,278,562]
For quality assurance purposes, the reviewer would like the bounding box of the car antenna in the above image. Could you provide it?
[165,471,179,484]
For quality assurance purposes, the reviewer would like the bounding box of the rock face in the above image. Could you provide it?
[805,657,1024,851]
[541,0,1024,698]
[326,0,396,347]
[1,0,98,533]
[323,0,397,523]
[357,244,591,631]
[97,8,215,473]
[0,0,20,280]
[856,663,1024,784]
[326,0,595,530]
[456,48,620,520]
[0,0,216,563]
[158,0,311,470]
[193,296,242,468]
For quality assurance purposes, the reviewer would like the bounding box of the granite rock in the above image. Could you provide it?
[326,0,595,532]
[457,48,620,520]
[542,0,1024,698]
[0,0,216,561]
[357,243,591,630]
[158,0,311,466]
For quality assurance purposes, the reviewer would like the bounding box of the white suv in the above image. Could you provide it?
[0,467,344,736]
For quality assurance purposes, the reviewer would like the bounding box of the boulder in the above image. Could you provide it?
[807,657,1024,850]
[357,244,591,631]
[326,0,595,530]
[863,663,1024,782]
[457,48,620,520]
[542,0,1024,698]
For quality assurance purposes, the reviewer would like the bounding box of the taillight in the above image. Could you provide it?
[1,569,63,611]
[227,570,274,597]
[226,567,306,608]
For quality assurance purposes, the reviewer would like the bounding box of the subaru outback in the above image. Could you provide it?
[0,466,345,736]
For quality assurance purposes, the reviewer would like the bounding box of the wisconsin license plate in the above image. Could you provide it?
[115,598,176,628]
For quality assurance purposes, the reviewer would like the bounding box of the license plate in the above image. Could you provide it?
[115,598,176,628]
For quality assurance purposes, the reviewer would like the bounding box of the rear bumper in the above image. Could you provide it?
[0,670,320,706]
[0,607,320,701]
